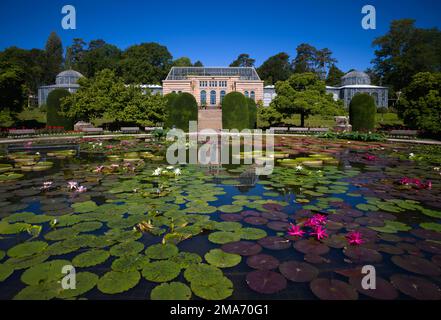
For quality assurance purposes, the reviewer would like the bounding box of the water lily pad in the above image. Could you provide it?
[244,216,268,225]
[110,241,144,256]
[238,227,267,240]
[349,276,398,300]
[416,240,441,254]
[0,250,4,261]
[246,270,287,294]
[411,229,441,241]
[72,250,110,268]
[216,221,242,232]
[310,278,358,300]
[221,241,262,256]
[391,255,441,276]
[57,272,99,299]
[145,243,179,260]
[5,253,49,270]
[279,261,319,282]
[71,200,98,213]
[13,282,60,300]
[7,241,48,258]
[258,236,291,250]
[151,282,192,300]
[111,254,150,272]
[191,275,233,300]
[0,263,14,282]
[294,239,330,255]
[208,231,241,244]
[205,249,241,268]
[169,252,202,269]
[246,254,280,270]
[72,221,103,232]
[97,271,140,294]
[390,274,441,300]
[184,263,224,285]
[0,221,29,235]
[218,204,243,213]
[267,221,290,231]
[142,260,181,282]
[45,227,80,241]
[220,213,243,222]
[343,247,382,263]
[21,259,70,285]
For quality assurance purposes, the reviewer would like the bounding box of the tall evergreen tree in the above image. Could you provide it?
[257,52,292,85]
[326,64,345,86]
[44,32,63,84]
[230,54,255,67]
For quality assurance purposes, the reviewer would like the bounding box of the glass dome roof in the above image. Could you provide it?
[55,70,84,85]
[341,71,371,86]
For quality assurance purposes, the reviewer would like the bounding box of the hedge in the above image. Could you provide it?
[349,93,376,132]
[222,92,249,131]
[46,89,73,130]
[246,97,257,129]
[166,92,198,132]
[164,92,179,129]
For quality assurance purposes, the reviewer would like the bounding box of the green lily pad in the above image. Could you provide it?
[191,276,233,300]
[72,201,98,213]
[238,227,267,240]
[45,227,80,241]
[208,231,241,244]
[0,250,4,261]
[5,253,50,270]
[110,241,144,256]
[370,220,411,234]
[145,243,179,260]
[0,263,14,282]
[72,221,103,233]
[57,272,99,299]
[72,250,110,268]
[169,252,202,269]
[97,271,140,294]
[142,260,181,282]
[216,221,243,232]
[0,221,30,235]
[184,263,224,285]
[14,282,60,300]
[420,223,441,233]
[7,241,48,258]
[151,282,192,300]
[111,254,150,272]
[218,205,243,213]
[421,208,441,219]
[205,249,241,268]
[21,259,71,285]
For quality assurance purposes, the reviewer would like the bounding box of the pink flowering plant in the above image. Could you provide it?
[398,177,432,190]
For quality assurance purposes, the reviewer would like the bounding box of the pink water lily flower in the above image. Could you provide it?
[364,154,377,161]
[40,181,53,190]
[94,165,104,173]
[346,231,364,245]
[312,214,327,225]
[287,224,305,237]
[310,226,328,240]
[76,185,87,193]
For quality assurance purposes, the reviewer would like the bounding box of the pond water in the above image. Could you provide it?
[0,136,440,300]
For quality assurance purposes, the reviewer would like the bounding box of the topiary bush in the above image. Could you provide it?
[164,92,179,129]
[222,92,249,130]
[46,89,73,130]
[349,93,376,132]
[246,97,257,129]
[167,92,198,132]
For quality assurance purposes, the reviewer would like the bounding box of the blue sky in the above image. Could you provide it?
[1,0,440,72]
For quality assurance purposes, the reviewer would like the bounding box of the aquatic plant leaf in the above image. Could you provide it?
[0,250,5,261]
[57,272,99,299]
[142,260,181,282]
[72,250,110,268]
[349,276,398,300]
[343,247,382,263]
[204,249,241,268]
[238,228,267,240]
[208,231,241,244]
[71,201,98,213]
[218,205,243,213]
[279,261,319,282]
[21,259,71,286]
[184,263,224,285]
[145,243,179,260]
[391,255,441,276]
[44,227,80,241]
[151,282,192,300]
[0,221,30,235]
[246,254,280,270]
[7,241,48,258]
[294,239,330,255]
[216,221,242,232]
[111,254,150,272]
[97,271,140,294]
[191,276,233,300]
[169,252,202,269]
[110,241,144,257]
[310,278,358,300]
[0,263,14,282]
[420,222,441,233]
[246,270,287,294]
[72,221,103,233]
[221,241,262,256]
[13,282,60,300]
[390,274,441,300]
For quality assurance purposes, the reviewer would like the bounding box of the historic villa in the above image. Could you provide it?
[162,67,264,108]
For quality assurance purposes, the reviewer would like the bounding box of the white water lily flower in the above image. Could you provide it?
[152,168,162,176]
[295,165,303,171]
[166,166,174,170]
[174,168,182,176]
[409,153,415,158]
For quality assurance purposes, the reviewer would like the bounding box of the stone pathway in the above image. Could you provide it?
[198,108,222,132]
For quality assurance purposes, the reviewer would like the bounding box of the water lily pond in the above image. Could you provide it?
[0,136,441,300]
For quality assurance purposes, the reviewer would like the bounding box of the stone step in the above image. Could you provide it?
[198,109,222,132]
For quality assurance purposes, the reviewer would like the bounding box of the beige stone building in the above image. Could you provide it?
[162,67,264,108]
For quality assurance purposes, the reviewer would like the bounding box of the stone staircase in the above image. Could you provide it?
[198,109,222,132]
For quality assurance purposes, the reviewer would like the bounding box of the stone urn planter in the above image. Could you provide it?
[334,116,352,132]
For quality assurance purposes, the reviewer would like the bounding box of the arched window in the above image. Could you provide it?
[210,90,216,105]
[200,90,206,105]
[220,90,226,103]
[250,91,255,101]
[244,91,249,98]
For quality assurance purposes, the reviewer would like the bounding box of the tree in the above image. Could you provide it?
[44,32,63,84]
[230,54,255,67]
[193,60,204,67]
[315,48,337,79]
[164,92,179,128]
[65,38,86,69]
[292,43,317,74]
[0,63,26,115]
[257,106,282,128]
[326,64,345,86]
[246,97,257,129]
[349,93,376,132]
[257,52,292,85]
[397,72,441,136]
[173,57,193,67]
[222,92,249,130]
[46,89,73,130]
[372,19,441,91]
[167,93,198,132]
[119,42,172,84]
[271,73,344,127]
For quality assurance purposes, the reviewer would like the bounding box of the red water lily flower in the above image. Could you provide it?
[346,231,364,245]
[310,226,328,240]
[287,224,305,237]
